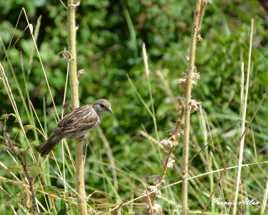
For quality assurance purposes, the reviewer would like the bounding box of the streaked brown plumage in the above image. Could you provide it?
[38,99,112,156]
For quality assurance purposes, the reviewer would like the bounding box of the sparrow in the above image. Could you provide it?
[38,99,112,156]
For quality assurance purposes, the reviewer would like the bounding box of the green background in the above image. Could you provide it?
[0,0,267,214]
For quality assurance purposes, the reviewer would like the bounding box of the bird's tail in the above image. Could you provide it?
[38,132,63,156]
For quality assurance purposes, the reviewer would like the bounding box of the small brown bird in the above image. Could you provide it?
[38,99,112,156]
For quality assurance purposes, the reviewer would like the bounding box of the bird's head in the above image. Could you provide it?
[93,99,112,116]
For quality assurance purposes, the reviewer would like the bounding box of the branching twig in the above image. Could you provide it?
[141,43,187,214]
[140,99,186,214]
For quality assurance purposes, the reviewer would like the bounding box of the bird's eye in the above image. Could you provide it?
[100,104,107,109]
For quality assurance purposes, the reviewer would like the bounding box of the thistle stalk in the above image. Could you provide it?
[181,1,207,214]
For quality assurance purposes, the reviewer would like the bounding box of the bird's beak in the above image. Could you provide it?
[108,107,112,113]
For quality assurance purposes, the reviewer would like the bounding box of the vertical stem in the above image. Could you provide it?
[181,1,207,214]
[261,179,268,215]
[68,0,79,109]
[232,19,254,215]
[75,139,87,215]
[67,1,87,214]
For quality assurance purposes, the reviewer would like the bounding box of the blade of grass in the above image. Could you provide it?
[232,19,254,215]
[261,179,268,215]
[22,8,59,121]
[121,0,138,57]
[142,43,159,140]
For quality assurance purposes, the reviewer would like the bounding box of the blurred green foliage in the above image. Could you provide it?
[0,0,268,214]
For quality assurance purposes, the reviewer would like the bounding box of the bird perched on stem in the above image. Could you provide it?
[38,99,112,156]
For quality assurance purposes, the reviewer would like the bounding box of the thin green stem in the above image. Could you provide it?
[232,19,254,215]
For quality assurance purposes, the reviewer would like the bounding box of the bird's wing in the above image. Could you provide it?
[58,105,99,131]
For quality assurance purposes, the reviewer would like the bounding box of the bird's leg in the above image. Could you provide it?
[76,135,86,143]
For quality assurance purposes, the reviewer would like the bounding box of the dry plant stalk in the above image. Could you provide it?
[67,0,87,214]
[143,124,183,214]
[141,44,180,214]
[232,19,254,215]
[181,1,207,214]
[142,45,187,215]
[111,1,207,213]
